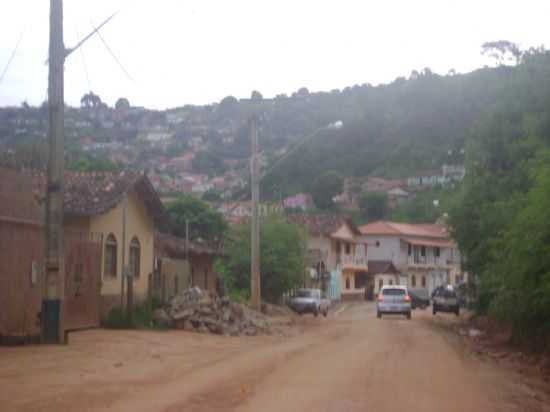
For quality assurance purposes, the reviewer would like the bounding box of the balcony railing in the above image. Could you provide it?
[339,254,368,269]
[407,256,459,267]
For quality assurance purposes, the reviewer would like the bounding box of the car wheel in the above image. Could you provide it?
[314,309,319,317]
[455,307,460,317]
[407,311,412,320]
[323,309,328,317]
[377,311,382,319]
[433,306,437,315]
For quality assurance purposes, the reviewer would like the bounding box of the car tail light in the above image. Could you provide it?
[404,295,411,302]
[377,293,383,301]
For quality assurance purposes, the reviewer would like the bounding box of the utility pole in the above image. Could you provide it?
[43,1,117,344]
[250,115,261,310]
[43,0,66,344]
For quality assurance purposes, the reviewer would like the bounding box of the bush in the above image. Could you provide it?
[102,299,166,330]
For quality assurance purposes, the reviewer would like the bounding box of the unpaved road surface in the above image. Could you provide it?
[1,303,549,412]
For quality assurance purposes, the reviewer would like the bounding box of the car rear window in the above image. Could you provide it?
[382,288,406,296]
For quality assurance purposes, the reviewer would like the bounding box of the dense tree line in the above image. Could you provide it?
[448,48,550,343]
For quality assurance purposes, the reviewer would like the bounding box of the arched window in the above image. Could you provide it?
[129,237,141,279]
[411,275,417,287]
[422,275,427,288]
[104,234,117,278]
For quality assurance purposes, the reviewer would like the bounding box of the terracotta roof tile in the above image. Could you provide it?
[30,170,166,225]
[358,221,448,238]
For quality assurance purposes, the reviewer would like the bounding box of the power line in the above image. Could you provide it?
[90,19,135,83]
[0,30,24,85]
[75,28,92,91]
[223,123,332,215]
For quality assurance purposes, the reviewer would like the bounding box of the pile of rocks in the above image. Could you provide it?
[153,287,271,336]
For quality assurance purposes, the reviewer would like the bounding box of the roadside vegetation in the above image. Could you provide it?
[215,216,307,303]
[448,46,550,346]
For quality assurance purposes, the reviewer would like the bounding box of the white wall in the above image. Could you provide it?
[359,235,402,265]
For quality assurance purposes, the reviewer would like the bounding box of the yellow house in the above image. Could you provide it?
[33,171,166,315]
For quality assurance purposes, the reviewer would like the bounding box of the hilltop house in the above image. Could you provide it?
[283,193,313,211]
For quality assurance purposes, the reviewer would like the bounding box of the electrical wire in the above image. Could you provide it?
[75,28,92,91]
[0,30,24,85]
[90,19,135,83]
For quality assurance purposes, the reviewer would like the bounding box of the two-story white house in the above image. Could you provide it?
[358,221,464,295]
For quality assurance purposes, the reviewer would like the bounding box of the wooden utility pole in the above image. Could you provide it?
[250,115,261,310]
[43,0,66,344]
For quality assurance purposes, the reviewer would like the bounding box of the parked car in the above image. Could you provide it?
[288,288,330,317]
[409,288,430,309]
[432,285,460,316]
[376,285,412,319]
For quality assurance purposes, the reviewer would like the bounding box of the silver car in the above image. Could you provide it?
[376,285,412,319]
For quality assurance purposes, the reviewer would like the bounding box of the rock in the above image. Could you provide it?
[153,308,173,328]
[172,307,196,320]
[161,287,278,336]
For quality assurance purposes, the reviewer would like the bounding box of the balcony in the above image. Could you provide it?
[407,256,457,268]
[338,254,368,271]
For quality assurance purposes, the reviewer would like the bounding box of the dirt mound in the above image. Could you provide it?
[153,287,274,336]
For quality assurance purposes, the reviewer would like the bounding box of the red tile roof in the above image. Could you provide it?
[287,214,356,237]
[154,232,220,257]
[30,171,166,225]
[358,221,449,238]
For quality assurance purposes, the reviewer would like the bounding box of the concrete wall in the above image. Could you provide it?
[89,190,155,301]
[374,273,401,293]
[307,235,334,269]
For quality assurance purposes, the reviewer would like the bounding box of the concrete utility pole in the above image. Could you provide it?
[249,115,261,310]
[43,0,66,344]
[44,1,117,344]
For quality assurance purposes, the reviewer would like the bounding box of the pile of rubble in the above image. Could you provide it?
[153,287,271,336]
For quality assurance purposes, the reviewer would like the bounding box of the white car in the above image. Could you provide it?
[376,285,412,319]
[288,288,330,317]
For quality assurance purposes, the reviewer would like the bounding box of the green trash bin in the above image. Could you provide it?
[41,300,60,343]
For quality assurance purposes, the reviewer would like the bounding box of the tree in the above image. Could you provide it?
[215,217,306,302]
[202,189,222,203]
[481,40,522,65]
[80,91,102,109]
[166,195,227,243]
[250,90,263,101]
[192,150,227,176]
[358,192,389,221]
[115,97,130,110]
[310,171,343,209]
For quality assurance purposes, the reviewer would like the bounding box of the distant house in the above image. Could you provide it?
[287,214,368,301]
[363,177,405,193]
[283,193,313,211]
[358,221,465,294]
[407,165,465,188]
[154,232,222,300]
[169,153,195,172]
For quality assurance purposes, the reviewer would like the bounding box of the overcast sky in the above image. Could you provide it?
[0,0,548,109]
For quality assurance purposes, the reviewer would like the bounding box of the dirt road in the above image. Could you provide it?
[1,303,548,412]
